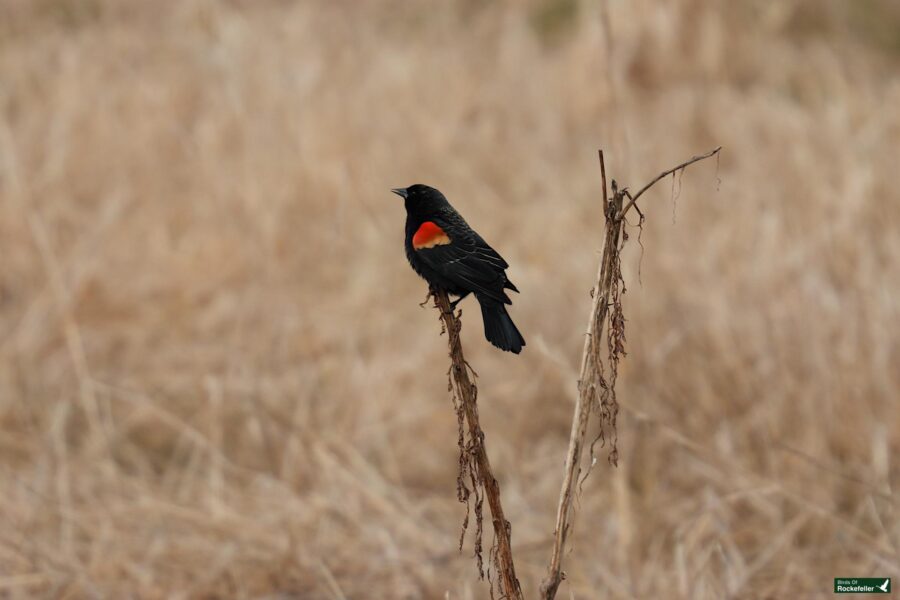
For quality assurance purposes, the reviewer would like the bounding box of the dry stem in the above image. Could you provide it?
[540,147,721,599]
[433,289,523,600]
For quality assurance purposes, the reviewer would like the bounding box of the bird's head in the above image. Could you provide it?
[391,184,449,215]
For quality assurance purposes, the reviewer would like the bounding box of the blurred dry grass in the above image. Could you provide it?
[1,0,899,598]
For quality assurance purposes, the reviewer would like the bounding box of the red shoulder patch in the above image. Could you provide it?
[412,221,451,249]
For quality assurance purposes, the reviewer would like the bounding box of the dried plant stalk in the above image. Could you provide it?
[541,151,624,599]
[432,289,523,600]
[541,147,721,600]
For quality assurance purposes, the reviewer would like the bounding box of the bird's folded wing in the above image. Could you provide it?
[415,232,511,304]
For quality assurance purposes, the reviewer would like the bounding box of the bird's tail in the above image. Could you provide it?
[478,296,525,354]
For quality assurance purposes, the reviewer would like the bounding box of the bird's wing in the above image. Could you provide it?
[472,230,520,292]
[471,231,509,269]
[413,220,511,304]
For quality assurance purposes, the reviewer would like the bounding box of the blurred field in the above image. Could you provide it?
[1,0,899,598]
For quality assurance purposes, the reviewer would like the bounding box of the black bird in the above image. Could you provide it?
[393,184,525,354]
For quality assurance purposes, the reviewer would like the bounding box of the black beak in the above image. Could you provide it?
[391,187,408,199]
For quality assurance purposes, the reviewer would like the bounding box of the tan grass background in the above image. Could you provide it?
[1,0,899,598]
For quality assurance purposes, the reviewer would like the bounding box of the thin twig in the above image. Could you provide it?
[618,146,721,219]
[432,290,523,600]
[599,149,609,214]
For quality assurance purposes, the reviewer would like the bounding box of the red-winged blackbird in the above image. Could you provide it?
[393,184,525,354]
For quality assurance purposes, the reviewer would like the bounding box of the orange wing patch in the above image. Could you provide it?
[412,221,451,249]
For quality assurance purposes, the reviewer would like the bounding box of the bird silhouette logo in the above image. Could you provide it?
[878,578,890,592]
